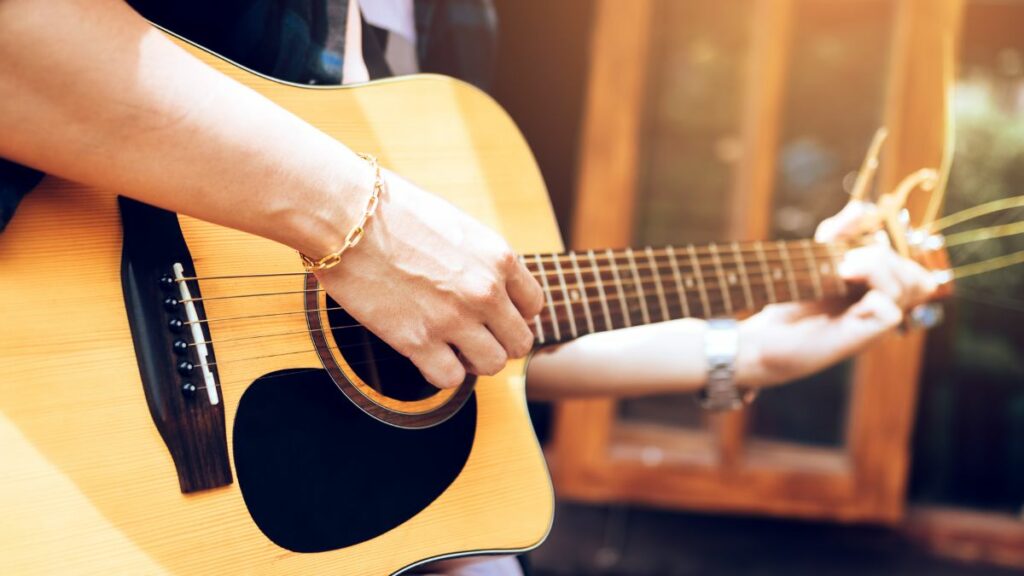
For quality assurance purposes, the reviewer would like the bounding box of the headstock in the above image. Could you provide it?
[843,128,955,302]
[839,127,1024,320]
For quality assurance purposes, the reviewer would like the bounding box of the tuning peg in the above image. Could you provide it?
[908,303,945,330]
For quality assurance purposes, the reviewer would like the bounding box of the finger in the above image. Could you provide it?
[487,297,536,359]
[409,345,467,390]
[847,288,905,334]
[451,326,509,376]
[799,290,903,370]
[889,254,938,309]
[844,246,939,309]
[839,246,904,305]
[815,200,880,243]
[506,256,545,319]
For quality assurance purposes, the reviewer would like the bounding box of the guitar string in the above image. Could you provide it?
[198,285,857,393]
[198,347,410,391]
[190,257,1022,392]
[177,252,838,305]
[181,270,836,307]
[167,218,1017,390]
[204,349,432,392]
[170,272,853,387]
[196,294,750,392]
[182,267,834,339]
[186,269,813,349]
[198,289,765,350]
[177,242,845,283]
[171,244,842,349]
[184,237,1024,338]
[180,271,838,342]
[185,275,835,355]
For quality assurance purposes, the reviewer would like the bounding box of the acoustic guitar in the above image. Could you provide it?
[0,29,953,575]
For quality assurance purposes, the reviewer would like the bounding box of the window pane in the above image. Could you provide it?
[618,0,755,430]
[910,0,1024,515]
[748,0,895,449]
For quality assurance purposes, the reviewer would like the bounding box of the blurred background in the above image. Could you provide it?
[486,0,1024,573]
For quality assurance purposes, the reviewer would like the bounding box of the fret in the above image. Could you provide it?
[776,240,800,301]
[569,251,596,334]
[534,254,561,341]
[732,242,755,310]
[708,243,733,316]
[665,245,691,317]
[826,244,848,297]
[521,255,545,343]
[645,247,671,321]
[687,244,711,318]
[589,249,614,330]
[755,241,777,304]
[625,248,651,325]
[551,254,578,338]
[606,248,632,328]
[802,240,824,300]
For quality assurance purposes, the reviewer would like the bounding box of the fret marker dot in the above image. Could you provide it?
[570,289,581,302]
[685,277,695,288]
[728,273,737,285]
[773,269,783,280]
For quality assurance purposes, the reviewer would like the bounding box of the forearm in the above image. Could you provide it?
[0,0,361,257]
[525,319,764,401]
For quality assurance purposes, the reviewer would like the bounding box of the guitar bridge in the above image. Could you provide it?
[119,197,232,493]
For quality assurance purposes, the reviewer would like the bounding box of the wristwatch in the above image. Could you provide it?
[696,318,759,412]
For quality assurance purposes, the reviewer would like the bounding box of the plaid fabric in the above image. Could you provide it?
[0,0,498,230]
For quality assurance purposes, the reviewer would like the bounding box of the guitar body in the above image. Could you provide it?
[0,34,556,575]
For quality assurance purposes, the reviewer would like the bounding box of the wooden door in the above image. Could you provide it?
[550,0,964,523]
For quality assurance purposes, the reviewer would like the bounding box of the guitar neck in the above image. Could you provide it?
[522,239,851,346]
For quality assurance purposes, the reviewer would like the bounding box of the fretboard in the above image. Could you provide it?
[521,240,850,346]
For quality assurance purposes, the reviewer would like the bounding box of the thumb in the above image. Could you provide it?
[815,200,880,243]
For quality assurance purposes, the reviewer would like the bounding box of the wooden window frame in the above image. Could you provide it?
[550,0,964,523]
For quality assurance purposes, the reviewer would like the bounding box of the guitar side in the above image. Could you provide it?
[0,33,557,575]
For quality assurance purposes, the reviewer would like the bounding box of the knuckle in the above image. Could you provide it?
[497,248,518,273]
[441,364,466,389]
[467,276,503,307]
[429,306,461,336]
[533,289,545,313]
[512,332,534,358]
[397,329,430,358]
[479,350,508,376]
[492,348,509,371]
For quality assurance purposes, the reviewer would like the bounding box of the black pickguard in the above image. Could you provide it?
[232,369,476,553]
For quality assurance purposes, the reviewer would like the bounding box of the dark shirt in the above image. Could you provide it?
[0,0,496,231]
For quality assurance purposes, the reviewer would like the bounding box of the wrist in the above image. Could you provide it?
[698,319,759,411]
[275,150,373,259]
[735,318,769,388]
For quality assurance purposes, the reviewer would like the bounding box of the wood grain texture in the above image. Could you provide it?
[903,506,1024,570]
[845,0,965,524]
[570,0,653,251]
[0,32,557,575]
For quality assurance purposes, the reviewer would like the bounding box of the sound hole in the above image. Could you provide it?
[326,296,439,402]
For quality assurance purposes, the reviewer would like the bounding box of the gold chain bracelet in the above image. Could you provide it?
[300,152,384,272]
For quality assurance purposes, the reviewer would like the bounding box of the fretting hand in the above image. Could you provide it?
[737,201,938,388]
